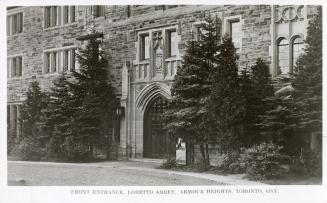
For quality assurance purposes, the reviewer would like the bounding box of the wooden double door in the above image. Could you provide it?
[143,96,175,159]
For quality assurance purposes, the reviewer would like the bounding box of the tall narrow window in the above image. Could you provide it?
[230,20,241,52]
[93,5,105,18]
[63,6,69,24]
[51,52,57,72]
[11,14,17,34]
[8,56,22,78]
[167,30,177,57]
[44,52,50,73]
[44,6,51,27]
[51,6,58,27]
[62,6,75,24]
[70,6,76,22]
[63,50,69,72]
[7,12,23,36]
[277,38,289,75]
[140,34,150,60]
[70,50,75,71]
[7,16,10,35]
[7,105,10,130]
[8,105,22,141]
[292,37,305,71]
[44,6,59,28]
[16,56,22,77]
[17,13,23,33]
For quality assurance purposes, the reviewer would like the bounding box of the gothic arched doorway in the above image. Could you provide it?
[143,96,175,159]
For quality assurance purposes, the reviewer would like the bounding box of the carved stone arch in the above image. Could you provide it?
[289,33,304,43]
[276,35,289,44]
[289,33,305,72]
[136,82,172,113]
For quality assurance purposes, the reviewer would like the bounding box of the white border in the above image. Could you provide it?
[1,1,326,203]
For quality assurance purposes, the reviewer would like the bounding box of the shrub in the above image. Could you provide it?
[218,151,244,173]
[61,137,95,162]
[240,142,290,180]
[46,136,64,161]
[159,158,177,169]
[13,137,46,161]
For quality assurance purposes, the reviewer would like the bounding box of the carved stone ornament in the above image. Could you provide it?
[153,31,163,76]
[275,5,304,23]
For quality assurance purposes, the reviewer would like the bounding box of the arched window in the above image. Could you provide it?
[277,38,289,75]
[292,37,305,72]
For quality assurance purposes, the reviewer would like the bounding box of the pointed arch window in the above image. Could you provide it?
[277,38,289,75]
[292,37,305,72]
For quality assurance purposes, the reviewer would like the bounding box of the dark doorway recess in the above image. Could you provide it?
[143,96,175,159]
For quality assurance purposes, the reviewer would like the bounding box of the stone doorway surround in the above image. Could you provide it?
[118,65,174,160]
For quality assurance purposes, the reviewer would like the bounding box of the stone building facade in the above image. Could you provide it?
[7,5,319,161]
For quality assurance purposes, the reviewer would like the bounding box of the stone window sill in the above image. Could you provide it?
[138,59,150,64]
[43,22,78,31]
[93,16,105,20]
[7,76,23,81]
[7,32,24,38]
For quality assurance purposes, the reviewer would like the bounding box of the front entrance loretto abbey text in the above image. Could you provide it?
[7,5,319,162]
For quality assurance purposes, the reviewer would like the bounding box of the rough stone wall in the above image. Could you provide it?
[7,6,86,103]
[224,5,272,67]
[8,5,274,103]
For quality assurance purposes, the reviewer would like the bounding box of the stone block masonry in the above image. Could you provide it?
[7,5,274,103]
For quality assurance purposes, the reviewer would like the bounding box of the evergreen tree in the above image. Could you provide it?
[43,74,75,161]
[164,15,221,165]
[292,7,322,137]
[16,81,48,160]
[259,7,322,156]
[207,36,245,152]
[240,59,274,145]
[69,37,117,159]
[20,81,48,140]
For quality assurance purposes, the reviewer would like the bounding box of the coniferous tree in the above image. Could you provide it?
[292,7,322,137]
[69,37,117,159]
[43,74,75,161]
[207,36,245,152]
[240,59,274,145]
[20,82,47,139]
[16,81,48,160]
[164,15,221,165]
[260,7,322,156]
